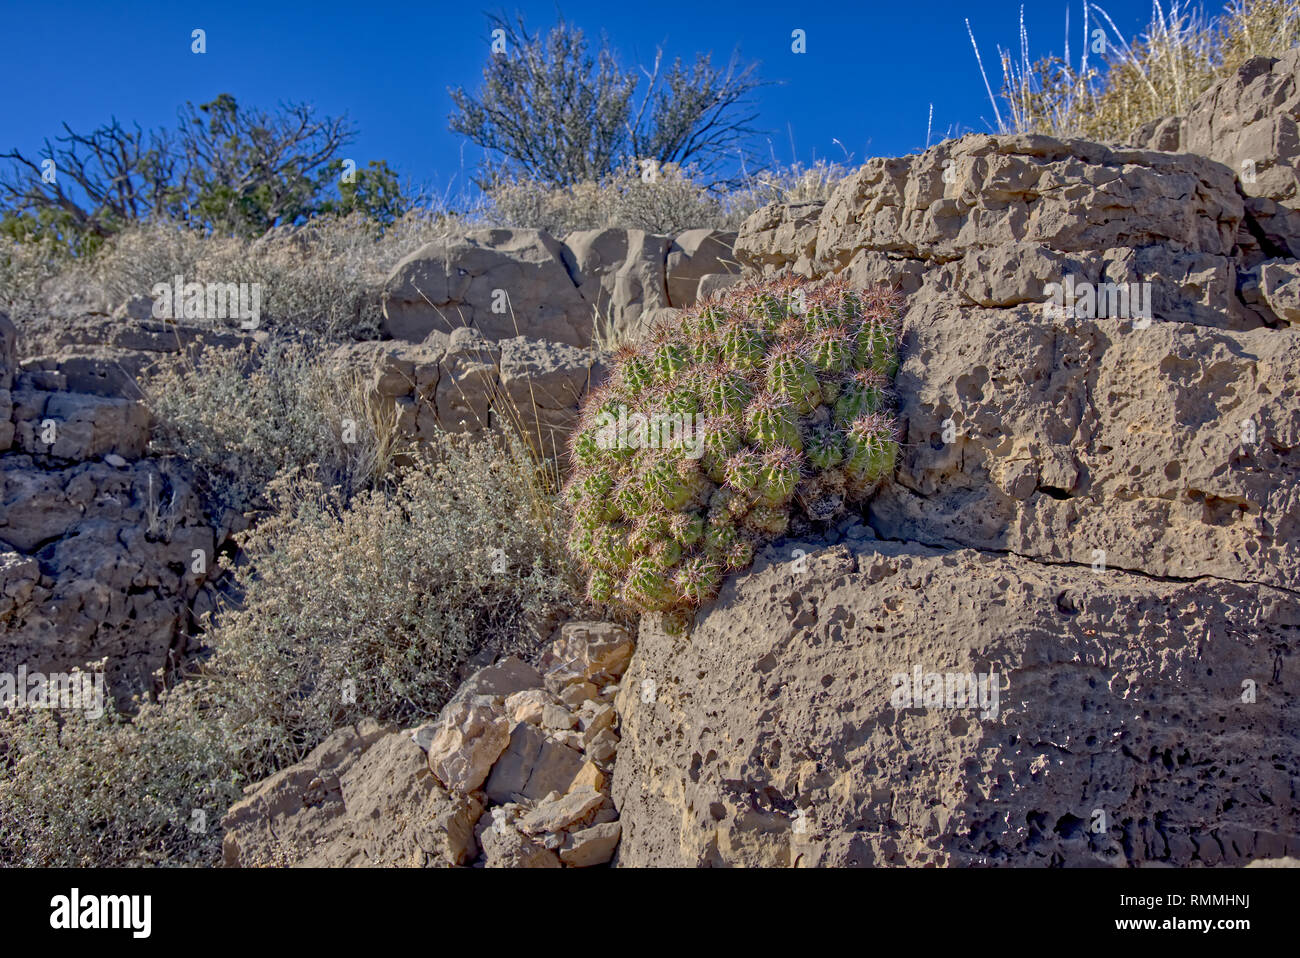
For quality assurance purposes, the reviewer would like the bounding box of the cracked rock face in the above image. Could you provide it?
[737,134,1283,329]
[729,134,1300,594]
[329,329,608,461]
[380,226,739,347]
[1,313,225,701]
[877,302,1300,591]
[1131,47,1300,259]
[613,537,1300,867]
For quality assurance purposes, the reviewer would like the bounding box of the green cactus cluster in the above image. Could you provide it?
[564,276,903,622]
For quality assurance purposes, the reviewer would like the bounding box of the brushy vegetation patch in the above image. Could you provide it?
[143,339,410,516]
[0,682,242,867]
[88,212,462,340]
[483,159,849,236]
[0,432,578,866]
[202,434,576,780]
[2,158,849,346]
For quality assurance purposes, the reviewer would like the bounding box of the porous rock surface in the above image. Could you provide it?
[613,534,1299,866]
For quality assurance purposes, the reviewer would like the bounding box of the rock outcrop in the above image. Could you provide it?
[221,622,635,867]
[737,134,1278,329]
[330,328,607,459]
[0,313,230,699]
[380,227,739,346]
[613,533,1299,867]
[1132,47,1300,260]
[612,130,1300,866]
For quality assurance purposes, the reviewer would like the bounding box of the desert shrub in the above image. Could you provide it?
[85,210,462,340]
[0,679,242,867]
[485,163,737,235]
[0,234,74,327]
[484,159,850,236]
[144,339,409,515]
[449,14,763,187]
[970,0,1300,141]
[0,431,577,864]
[1,94,413,250]
[563,276,902,627]
[193,432,576,778]
[726,159,851,211]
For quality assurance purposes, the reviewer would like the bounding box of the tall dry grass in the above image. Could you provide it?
[968,0,1300,141]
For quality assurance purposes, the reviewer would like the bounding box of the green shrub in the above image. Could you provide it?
[562,276,902,624]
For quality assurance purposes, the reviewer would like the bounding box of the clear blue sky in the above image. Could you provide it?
[2,0,1164,198]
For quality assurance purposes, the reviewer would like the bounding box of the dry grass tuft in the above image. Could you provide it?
[968,0,1300,141]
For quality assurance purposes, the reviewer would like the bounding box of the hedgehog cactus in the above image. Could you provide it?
[563,277,903,625]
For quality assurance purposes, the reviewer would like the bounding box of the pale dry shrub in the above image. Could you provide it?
[87,211,465,340]
[198,431,576,779]
[0,430,578,865]
[143,339,409,514]
[485,163,738,235]
[485,160,850,236]
[0,234,73,327]
[727,159,850,210]
[0,678,242,867]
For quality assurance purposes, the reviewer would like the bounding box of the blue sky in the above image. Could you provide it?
[2,0,1166,199]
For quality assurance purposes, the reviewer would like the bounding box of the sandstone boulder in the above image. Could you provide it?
[664,229,740,307]
[475,808,563,868]
[1259,258,1300,323]
[874,302,1300,591]
[0,456,218,699]
[563,228,670,343]
[484,721,587,803]
[222,721,486,867]
[560,821,621,867]
[737,134,1277,329]
[425,698,512,794]
[1132,48,1300,220]
[538,621,635,690]
[382,229,592,346]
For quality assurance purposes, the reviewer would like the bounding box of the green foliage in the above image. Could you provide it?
[318,159,411,227]
[563,277,903,623]
[449,13,763,187]
[0,94,413,250]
